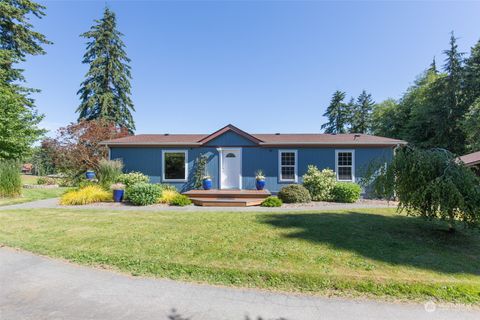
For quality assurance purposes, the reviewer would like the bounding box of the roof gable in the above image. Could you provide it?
[198,124,263,146]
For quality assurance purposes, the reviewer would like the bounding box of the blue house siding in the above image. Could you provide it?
[203,131,258,147]
[111,145,394,193]
[110,147,219,192]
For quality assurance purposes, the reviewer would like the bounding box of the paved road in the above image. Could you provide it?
[1,248,478,320]
[0,197,397,212]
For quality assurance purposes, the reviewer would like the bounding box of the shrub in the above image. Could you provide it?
[302,166,336,201]
[277,184,311,203]
[157,183,177,192]
[60,185,112,205]
[261,196,282,207]
[36,176,57,185]
[158,189,179,204]
[97,159,123,189]
[169,194,192,206]
[127,183,161,206]
[332,182,362,203]
[116,172,149,188]
[0,160,21,197]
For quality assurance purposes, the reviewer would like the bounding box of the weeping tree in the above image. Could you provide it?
[364,146,480,231]
[77,8,135,133]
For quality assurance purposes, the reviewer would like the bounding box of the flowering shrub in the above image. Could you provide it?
[302,166,336,201]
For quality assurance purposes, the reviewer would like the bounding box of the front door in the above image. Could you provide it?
[220,149,241,189]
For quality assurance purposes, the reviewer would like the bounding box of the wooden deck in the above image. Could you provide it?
[183,189,271,207]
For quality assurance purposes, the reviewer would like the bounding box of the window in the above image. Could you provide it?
[279,150,297,182]
[336,150,354,181]
[162,150,187,182]
[225,153,236,158]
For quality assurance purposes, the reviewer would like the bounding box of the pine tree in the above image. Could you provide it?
[441,31,466,153]
[350,90,374,133]
[0,0,50,159]
[428,57,438,74]
[464,39,480,104]
[77,8,135,133]
[0,0,51,63]
[321,90,348,134]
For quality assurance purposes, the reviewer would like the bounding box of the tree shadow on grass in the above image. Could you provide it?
[260,211,480,275]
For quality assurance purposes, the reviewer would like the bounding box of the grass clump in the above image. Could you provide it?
[60,185,111,205]
[169,194,192,206]
[0,160,21,197]
[97,159,124,189]
[261,196,282,207]
[158,189,179,204]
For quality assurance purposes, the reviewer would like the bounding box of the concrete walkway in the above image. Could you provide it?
[0,247,478,320]
[0,197,397,212]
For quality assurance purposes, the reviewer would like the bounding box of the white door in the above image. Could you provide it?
[220,149,241,189]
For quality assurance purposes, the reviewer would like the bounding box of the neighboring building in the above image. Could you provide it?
[458,151,480,175]
[102,124,405,193]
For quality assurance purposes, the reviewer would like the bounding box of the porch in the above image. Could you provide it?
[183,189,271,207]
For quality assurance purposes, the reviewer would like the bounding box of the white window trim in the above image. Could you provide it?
[162,150,188,182]
[335,149,355,182]
[278,149,298,183]
[217,148,243,189]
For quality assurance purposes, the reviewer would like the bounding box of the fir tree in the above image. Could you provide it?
[350,90,374,133]
[321,90,348,134]
[77,8,135,133]
[0,0,50,159]
[428,57,438,74]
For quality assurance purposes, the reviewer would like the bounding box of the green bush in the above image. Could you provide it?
[127,183,161,206]
[261,196,283,207]
[116,172,149,188]
[169,194,192,206]
[97,159,124,189]
[157,183,177,193]
[302,165,336,201]
[0,160,21,197]
[332,182,362,203]
[36,176,57,185]
[277,184,311,203]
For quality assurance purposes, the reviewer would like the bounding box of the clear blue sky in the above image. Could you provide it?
[22,0,480,136]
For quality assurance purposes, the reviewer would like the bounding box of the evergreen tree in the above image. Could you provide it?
[321,90,348,133]
[0,0,50,159]
[464,39,480,105]
[77,8,135,133]
[350,90,374,133]
[440,32,466,153]
[428,57,438,74]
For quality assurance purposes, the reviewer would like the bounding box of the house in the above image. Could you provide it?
[103,124,405,193]
[458,151,480,175]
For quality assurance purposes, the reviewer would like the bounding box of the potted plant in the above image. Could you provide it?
[255,170,266,190]
[85,170,96,180]
[111,183,125,202]
[202,174,212,190]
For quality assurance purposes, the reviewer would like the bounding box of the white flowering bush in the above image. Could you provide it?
[302,166,337,201]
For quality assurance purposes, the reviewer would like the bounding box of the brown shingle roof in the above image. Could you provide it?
[458,151,480,166]
[103,133,405,147]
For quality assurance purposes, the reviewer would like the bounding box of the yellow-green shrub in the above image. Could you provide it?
[158,189,179,204]
[60,185,112,205]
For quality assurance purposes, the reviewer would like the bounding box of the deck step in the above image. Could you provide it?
[183,189,271,199]
[189,197,264,207]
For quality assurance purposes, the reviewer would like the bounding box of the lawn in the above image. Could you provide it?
[0,188,69,206]
[0,175,69,207]
[0,208,479,304]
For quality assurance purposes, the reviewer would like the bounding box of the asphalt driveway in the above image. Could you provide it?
[0,247,478,320]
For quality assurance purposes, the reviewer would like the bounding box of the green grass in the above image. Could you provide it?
[0,188,69,206]
[0,208,479,304]
[21,174,40,184]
